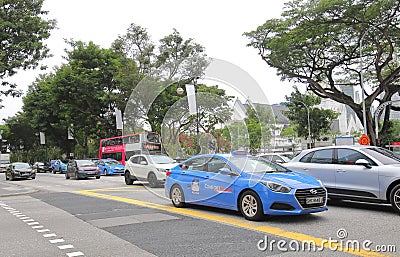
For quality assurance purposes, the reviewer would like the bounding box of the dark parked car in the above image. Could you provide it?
[32,162,51,173]
[66,159,100,180]
[5,162,36,181]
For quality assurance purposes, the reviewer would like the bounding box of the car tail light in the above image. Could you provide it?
[166,170,172,177]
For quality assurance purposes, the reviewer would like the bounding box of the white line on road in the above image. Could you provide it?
[37,229,50,233]
[67,251,85,257]
[49,239,65,244]
[43,233,57,238]
[58,245,74,250]
[1,202,86,257]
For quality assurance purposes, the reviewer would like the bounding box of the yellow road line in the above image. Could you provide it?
[75,189,391,257]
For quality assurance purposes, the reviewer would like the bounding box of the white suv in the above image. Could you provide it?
[124,154,177,187]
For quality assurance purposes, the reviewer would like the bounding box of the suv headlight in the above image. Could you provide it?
[157,168,167,173]
[261,181,291,193]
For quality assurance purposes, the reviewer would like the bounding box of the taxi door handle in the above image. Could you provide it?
[336,169,346,173]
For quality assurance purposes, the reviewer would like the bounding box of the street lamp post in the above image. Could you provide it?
[176,77,200,153]
[298,101,311,149]
[359,32,368,135]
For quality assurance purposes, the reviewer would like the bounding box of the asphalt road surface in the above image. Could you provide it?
[0,172,398,257]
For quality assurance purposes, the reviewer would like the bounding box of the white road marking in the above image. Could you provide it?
[58,245,74,250]
[1,203,86,257]
[43,233,57,238]
[37,229,50,233]
[67,251,85,257]
[49,238,65,244]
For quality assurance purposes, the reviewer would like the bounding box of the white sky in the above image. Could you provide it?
[0,0,294,121]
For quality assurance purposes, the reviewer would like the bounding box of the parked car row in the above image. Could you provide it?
[4,145,400,220]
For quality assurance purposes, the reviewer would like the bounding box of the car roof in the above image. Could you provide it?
[293,145,379,157]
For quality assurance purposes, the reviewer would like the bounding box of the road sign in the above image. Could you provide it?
[358,134,370,145]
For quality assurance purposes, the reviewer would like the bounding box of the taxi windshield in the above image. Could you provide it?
[228,157,290,174]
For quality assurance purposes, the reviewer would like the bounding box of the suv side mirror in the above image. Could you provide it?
[355,159,372,169]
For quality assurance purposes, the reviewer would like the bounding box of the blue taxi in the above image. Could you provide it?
[165,153,328,221]
[95,159,125,175]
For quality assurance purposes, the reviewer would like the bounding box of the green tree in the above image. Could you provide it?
[22,40,132,157]
[284,88,339,147]
[245,107,262,154]
[245,0,400,145]
[380,120,400,145]
[0,0,56,99]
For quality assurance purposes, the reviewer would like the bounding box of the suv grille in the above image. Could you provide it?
[295,188,326,209]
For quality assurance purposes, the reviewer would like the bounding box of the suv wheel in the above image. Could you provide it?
[124,171,134,185]
[147,172,158,188]
[390,184,400,214]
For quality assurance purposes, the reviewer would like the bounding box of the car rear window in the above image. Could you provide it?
[361,147,400,165]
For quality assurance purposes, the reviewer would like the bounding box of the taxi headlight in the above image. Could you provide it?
[262,181,291,193]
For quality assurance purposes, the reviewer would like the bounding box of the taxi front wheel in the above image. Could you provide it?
[239,191,264,221]
[171,184,186,208]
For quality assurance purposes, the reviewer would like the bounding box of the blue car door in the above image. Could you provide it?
[198,157,237,209]
[179,157,210,203]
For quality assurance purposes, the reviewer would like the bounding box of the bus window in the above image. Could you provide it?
[102,152,123,162]
[147,133,160,143]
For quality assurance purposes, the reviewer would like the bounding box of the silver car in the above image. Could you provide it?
[284,145,400,214]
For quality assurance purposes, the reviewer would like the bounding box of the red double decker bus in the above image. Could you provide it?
[98,132,161,165]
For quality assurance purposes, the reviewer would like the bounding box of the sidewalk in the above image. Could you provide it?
[0,180,37,197]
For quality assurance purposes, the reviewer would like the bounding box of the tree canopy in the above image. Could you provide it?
[284,87,339,147]
[0,0,55,100]
[245,0,400,144]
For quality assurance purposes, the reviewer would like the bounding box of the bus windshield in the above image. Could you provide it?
[99,132,162,165]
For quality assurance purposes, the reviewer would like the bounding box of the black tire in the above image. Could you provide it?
[390,184,400,214]
[65,173,70,179]
[31,176,36,180]
[53,169,56,174]
[239,190,264,221]
[147,172,158,188]
[96,176,100,179]
[170,184,186,208]
[124,171,134,185]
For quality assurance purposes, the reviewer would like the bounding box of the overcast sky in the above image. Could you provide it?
[0,0,293,121]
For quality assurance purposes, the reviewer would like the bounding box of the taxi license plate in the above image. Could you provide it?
[306,197,323,204]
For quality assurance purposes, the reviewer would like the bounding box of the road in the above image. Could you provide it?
[0,172,399,257]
